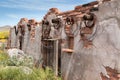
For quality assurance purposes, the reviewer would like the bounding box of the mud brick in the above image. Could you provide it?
[80,27,93,34]
[49,8,60,14]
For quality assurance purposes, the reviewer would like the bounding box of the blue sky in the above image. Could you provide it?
[0,0,95,26]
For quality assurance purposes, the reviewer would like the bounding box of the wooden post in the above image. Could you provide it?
[55,40,59,76]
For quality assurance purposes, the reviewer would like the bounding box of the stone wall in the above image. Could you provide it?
[8,0,120,80]
[62,0,120,80]
[8,19,42,64]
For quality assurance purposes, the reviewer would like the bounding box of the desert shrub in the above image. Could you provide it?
[2,54,34,68]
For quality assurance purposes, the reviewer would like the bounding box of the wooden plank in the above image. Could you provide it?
[43,38,60,41]
[55,40,59,76]
[62,48,74,53]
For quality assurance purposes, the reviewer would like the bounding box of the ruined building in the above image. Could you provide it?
[7,0,120,80]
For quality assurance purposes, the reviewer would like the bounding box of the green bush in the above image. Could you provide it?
[0,43,5,51]
[0,66,36,80]
[33,67,61,80]
[0,50,8,62]
[0,66,61,80]
[3,55,34,67]
[0,50,62,80]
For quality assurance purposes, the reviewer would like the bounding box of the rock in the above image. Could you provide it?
[7,48,24,58]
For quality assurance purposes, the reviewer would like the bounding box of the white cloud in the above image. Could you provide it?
[7,14,19,19]
[6,13,43,21]
[0,0,95,26]
[0,0,81,11]
[0,1,45,11]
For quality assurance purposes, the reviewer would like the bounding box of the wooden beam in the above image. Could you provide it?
[55,40,59,76]
[62,48,74,53]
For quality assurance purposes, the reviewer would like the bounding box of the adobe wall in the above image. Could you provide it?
[63,0,120,80]
[8,19,42,63]
[8,0,120,80]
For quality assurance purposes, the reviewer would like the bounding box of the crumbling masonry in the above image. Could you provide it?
[7,0,120,80]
